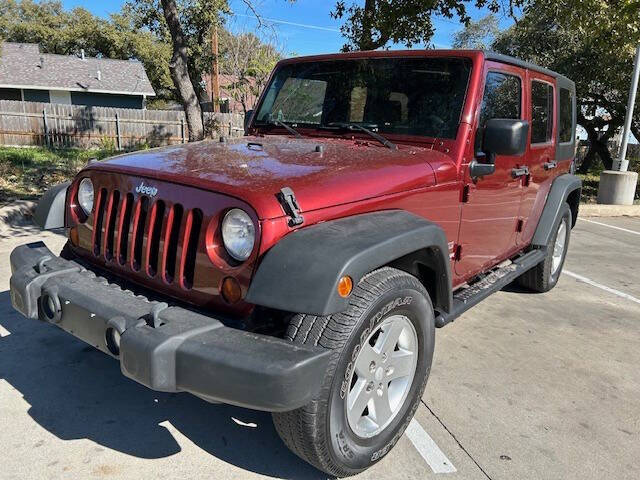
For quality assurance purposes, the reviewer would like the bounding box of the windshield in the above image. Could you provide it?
[255,56,471,139]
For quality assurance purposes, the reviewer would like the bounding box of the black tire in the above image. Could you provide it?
[518,203,572,293]
[272,267,435,477]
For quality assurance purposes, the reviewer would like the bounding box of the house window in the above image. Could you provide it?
[531,81,554,144]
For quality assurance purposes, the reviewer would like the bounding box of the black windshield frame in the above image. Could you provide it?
[254,56,472,141]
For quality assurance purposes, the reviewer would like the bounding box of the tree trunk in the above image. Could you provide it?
[160,0,204,142]
[578,121,614,173]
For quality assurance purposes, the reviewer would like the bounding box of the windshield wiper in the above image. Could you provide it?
[264,119,303,138]
[324,122,397,150]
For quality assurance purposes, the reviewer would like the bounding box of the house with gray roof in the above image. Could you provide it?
[0,42,155,109]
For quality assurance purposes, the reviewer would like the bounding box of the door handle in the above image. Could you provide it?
[511,166,530,178]
[543,160,558,170]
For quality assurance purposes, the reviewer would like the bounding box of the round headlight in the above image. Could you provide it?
[221,209,255,261]
[77,178,94,215]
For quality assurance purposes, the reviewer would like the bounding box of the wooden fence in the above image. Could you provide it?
[0,100,245,149]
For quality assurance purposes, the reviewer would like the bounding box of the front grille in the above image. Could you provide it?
[92,188,202,291]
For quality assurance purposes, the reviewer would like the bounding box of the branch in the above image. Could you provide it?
[239,0,264,27]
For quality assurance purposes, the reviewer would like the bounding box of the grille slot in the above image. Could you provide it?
[92,188,107,256]
[117,193,134,265]
[104,190,120,261]
[163,204,184,283]
[132,196,149,271]
[181,208,203,289]
[146,200,165,277]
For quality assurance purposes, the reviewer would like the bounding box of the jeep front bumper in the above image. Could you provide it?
[9,242,331,412]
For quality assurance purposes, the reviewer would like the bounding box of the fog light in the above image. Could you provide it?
[221,277,242,304]
[337,276,353,298]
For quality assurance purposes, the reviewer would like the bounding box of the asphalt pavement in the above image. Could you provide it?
[1,216,639,479]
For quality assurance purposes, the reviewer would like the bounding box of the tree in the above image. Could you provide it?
[331,0,522,51]
[451,13,500,49]
[492,0,640,172]
[222,32,281,113]
[125,0,232,141]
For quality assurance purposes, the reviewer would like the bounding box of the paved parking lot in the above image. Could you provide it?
[1,216,639,479]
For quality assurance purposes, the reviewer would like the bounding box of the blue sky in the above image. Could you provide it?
[61,0,515,55]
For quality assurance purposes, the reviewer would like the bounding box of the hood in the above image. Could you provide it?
[88,135,442,220]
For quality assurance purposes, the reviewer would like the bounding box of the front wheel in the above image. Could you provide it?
[272,267,435,477]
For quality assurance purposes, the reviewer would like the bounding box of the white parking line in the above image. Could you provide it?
[581,218,640,236]
[406,419,457,474]
[564,270,640,305]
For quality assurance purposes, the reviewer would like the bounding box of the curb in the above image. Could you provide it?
[579,203,640,217]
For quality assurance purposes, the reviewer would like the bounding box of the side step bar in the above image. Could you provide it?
[435,248,547,328]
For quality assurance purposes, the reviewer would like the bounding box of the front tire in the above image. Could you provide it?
[272,267,435,477]
[518,202,572,292]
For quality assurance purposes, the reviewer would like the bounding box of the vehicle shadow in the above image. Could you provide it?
[0,291,327,480]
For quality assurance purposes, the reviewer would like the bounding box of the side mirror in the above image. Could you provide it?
[471,119,529,180]
[244,109,254,134]
[483,118,529,157]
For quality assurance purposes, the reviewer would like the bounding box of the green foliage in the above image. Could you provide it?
[451,13,500,49]
[0,0,174,99]
[331,0,523,51]
[124,0,230,102]
[492,0,640,170]
[0,146,115,201]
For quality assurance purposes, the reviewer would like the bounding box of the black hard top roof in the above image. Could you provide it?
[483,51,574,87]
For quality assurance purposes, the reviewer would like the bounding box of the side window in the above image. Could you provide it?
[477,71,522,151]
[559,88,573,143]
[531,81,554,144]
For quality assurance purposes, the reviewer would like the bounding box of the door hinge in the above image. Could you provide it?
[452,244,462,261]
[277,187,304,227]
[461,184,470,203]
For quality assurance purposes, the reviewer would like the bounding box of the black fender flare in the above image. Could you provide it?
[246,210,452,316]
[33,182,70,230]
[532,174,582,247]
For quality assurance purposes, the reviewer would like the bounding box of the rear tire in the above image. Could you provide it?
[272,267,435,477]
[518,203,572,293]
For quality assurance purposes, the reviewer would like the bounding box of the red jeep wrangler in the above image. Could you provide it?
[10,50,580,477]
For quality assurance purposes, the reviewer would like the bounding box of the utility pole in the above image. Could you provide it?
[614,45,640,172]
[211,25,221,113]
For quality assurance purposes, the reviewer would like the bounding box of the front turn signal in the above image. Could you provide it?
[337,276,353,298]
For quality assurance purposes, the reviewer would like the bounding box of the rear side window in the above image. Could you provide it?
[559,88,573,143]
[531,81,554,144]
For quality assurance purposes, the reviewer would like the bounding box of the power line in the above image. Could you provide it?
[232,13,341,33]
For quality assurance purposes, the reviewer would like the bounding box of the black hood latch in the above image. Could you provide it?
[277,187,304,227]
